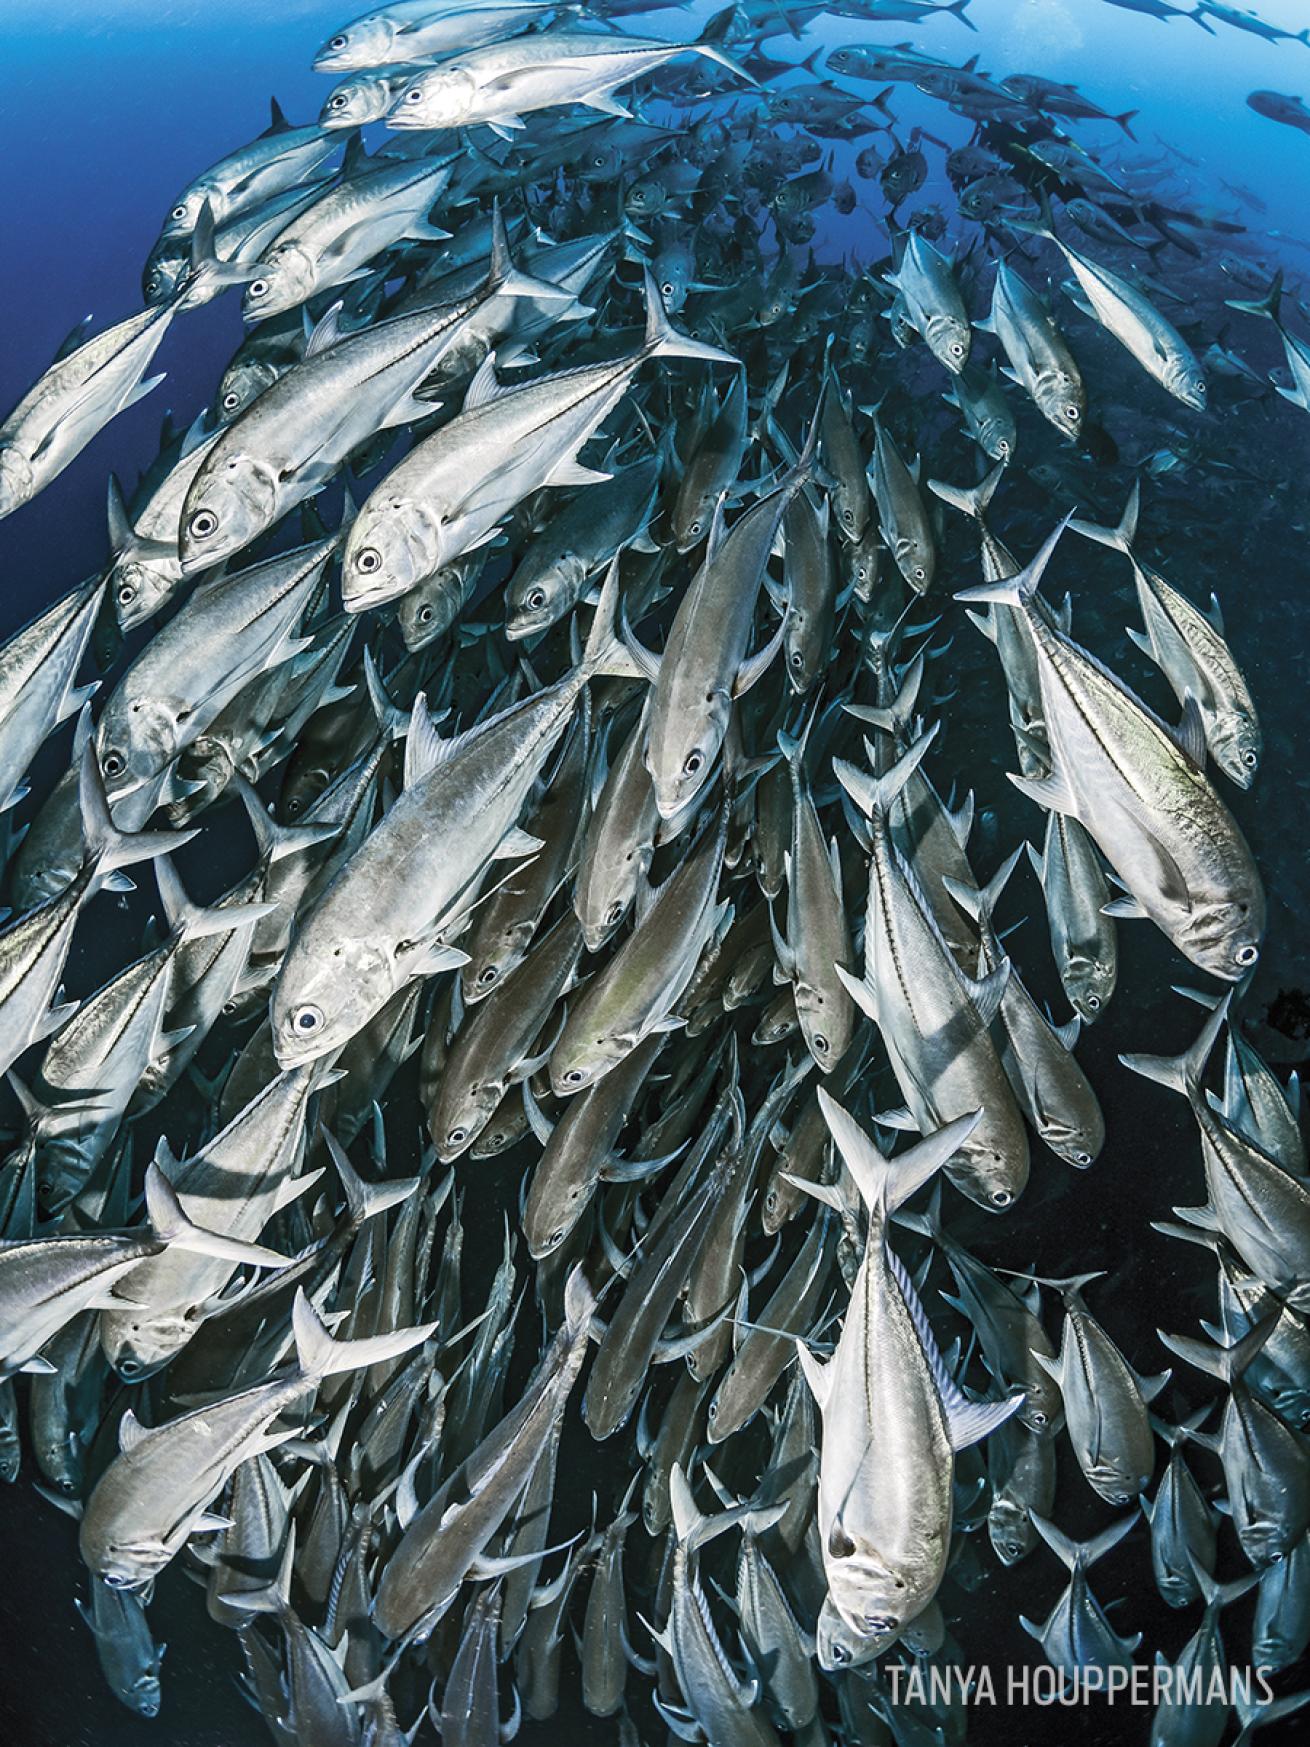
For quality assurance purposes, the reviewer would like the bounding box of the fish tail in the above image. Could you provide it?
[1119,992,1230,1098]
[582,554,646,683]
[145,1161,290,1269]
[954,513,1071,609]
[1068,479,1140,554]
[943,845,1022,927]
[845,649,925,738]
[834,722,938,819]
[927,462,1006,526]
[485,198,573,305]
[1116,109,1139,140]
[641,265,738,367]
[1029,1508,1136,1573]
[1224,268,1283,323]
[1157,1316,1276,1387]
[817,1090,980,1229]
[291,1287,435,1381]
[1189,1558,1259,1614]
[321,1126,419,1226]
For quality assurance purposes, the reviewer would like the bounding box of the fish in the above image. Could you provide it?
[956,520,1265,982]
[794,1093,1021,1663]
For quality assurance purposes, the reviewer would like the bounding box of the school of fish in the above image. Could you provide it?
[1,0,1309,1742]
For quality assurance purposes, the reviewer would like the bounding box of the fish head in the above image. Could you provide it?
[95,696,191,806]
[1178,897,1263,982]
[391,68,476,130]
[342,498,443,612]
[108,554,177,631]
[1037,373,1085,443]
[180,452,279,571]
[0,1440,19,1485]
[648,701,727,821]
[673,495,716,554]
[524,1163,596,1260]
[1063,951,1115,1023]
[470,1102,528,1158]
[1166,358,1207,412]
[93,1539,172,1592]
[399,565,469,650]
[271,933,397,1067]
[35,1433,83,1499]
[142,243,188,306]
[242,246,314,323]
[988,1494,1038,1566]
[894,536,933,595]
[550,1027,636,1098]
[431,1080,503,1163]
[462,921,534,1005]
[104,1313,196,1382]
[319,74,389,129]
[1209,716,1261,789]
[126,1673,162,1719]
[796,988,855,1073]
[313,17,396,72]
[578,853,648,954]
[214,359,280,423]
[0,444,34,520]
[506,553,588,641]
[816,1593,897,1671]
[159,184,217,241]
[947,1133,1028,1213]
[924,313,971,375]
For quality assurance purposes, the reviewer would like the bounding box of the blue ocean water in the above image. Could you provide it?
[0,0,1306,612]
[0,3,1307,1745]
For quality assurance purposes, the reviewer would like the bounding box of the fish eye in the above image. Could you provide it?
[951,342,964,356]
[1074,1150,1093,1167]
[1030,1409,1047,1426]
[329,33,347,48]
[562,1069,585,1086]
[789,651,804,670]
[355,548,382,574]
[292,1003,323,1034]
[687,520,701,538]
[117,583,136,606]
[330,95,347,109]
[662,282,675,297]
[1085,993,1101,1011]
[527,588,547,610]
[1065,404,1080,421]
[188,509,218,539]
[248,279,269,300]
[604,901,624,926]
[1235,944,1258,967]
[171,203,188,221]
[478,966,497,987]
[684,750,704,775]
[101,749,127,778]
[417,603,434,624]
[991,1188,1013,1208]
[913,566,926,582]
[448,1127,467,1147]
[405,87,423,103]
[221,390,240,411]
[118,1358,141,1378]
[1242,751,1257,768]
[831,1644,851,1665]
[841,508,854,525]
[813,1034,829,1055]
[867,1612,898,1632]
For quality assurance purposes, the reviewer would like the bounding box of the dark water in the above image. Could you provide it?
[1,1,1309,1744]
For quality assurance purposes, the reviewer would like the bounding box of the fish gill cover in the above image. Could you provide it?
[0,0,1307,1744]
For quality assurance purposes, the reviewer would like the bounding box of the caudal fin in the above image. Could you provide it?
[291,1286,435,1380]
[817,1089,981,1233]
[1068,479,1140,555]
[1120,993,1230,1099]
[642,267,738,367]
